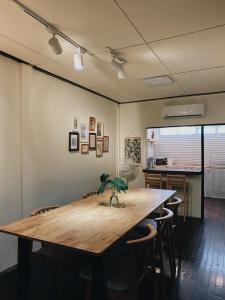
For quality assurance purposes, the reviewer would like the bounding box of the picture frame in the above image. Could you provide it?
[125,137,141,164]
[89,117,96,132]
[97,122,104,138]
[103,136,109,152]
[80,122,88,143]
[72,117,79,131]
[81,144,89,154]
[89,133,96,150]
[96,139,103,157]
[69,132,79,152]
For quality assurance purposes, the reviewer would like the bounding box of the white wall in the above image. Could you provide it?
[0,57,22,271]
[0,57,117,271]
[119,94,225,218]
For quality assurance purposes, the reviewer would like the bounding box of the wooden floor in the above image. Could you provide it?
[205,197,225,219]
[1,217,225,299]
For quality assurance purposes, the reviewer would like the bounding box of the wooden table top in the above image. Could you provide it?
[0,188,175,255]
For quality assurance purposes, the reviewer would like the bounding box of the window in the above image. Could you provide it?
[159,126,198,136]
[217,125,225,133]
[204,126,216,134]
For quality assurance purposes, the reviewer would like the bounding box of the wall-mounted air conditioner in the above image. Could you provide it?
[162,104,205,118]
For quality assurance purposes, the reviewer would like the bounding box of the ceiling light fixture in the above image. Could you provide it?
[13,1,89,69]
[74,47,84,70]
[48,33,63,55]
[143,75,174,87]
[108,47,127,80]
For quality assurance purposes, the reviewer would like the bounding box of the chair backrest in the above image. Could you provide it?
[31,205,59,217]
[82,192,97,199]
[167,175,187,191]
[166,197,183,214]
[145,173,162,189]
[155,207,174,238]
[127,224,157,245]
[126,224,157,278]
[30,205,59,248]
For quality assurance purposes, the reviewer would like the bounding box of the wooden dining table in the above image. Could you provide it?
[0,187,175,300]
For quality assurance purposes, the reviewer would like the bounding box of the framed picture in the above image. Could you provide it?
[81,144,89,154]
[72,117,79,131]
[69,132,79,152]
[96,139,103,157]
[89,117,96,132]
[80,122,88,143]
[89,133,96,150]
[125,137,141,164]
[103,136,109,152]
[97,122,104,138]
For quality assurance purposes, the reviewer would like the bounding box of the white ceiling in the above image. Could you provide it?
[1,0,225,103]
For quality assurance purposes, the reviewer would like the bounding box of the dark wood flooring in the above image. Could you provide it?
[205,197,225,219]
[1,217,225,299]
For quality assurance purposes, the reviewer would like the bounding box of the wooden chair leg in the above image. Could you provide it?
[166,225,176,282]
[157,237,166,300]
[183,203,186,222]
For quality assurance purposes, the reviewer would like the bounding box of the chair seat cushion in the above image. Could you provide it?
[135,218,157,235]
[79,255,134,292]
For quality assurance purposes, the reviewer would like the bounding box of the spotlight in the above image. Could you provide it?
[48,34,63,55]
[109,48,127,79]
[74,47,84,70]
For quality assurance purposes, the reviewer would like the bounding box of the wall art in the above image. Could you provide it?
[69,132,79,152]
[103,136,109,152]
[96,139,103,157]
[97,122,104,138]
[80,122,88,143]
[81,144,89,154]
[89,133,96,150]
[125,137,141,164]
[89,117,96,132]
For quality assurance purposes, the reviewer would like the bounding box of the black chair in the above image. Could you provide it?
[30,206,83,300]
[165,196,183,273]
[79,223,158,300]
[135,207,175,298]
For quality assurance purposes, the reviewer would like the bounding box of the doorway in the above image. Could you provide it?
[203,125,225,219]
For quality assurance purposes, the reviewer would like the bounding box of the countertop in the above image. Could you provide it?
[143,166,202,175]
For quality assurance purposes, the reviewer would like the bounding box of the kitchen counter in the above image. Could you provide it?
[143,166,202,218]
[143,166,202,175]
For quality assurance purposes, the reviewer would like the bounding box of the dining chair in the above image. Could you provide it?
[165,197,183,273]
[30,206,82,300]
[134,207,175,297]
[79,223,158,300]
[82,192,97,198]
[167,175,188,222]
[144,173,163,189]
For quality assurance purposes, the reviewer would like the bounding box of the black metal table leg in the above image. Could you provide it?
[91,255,105,300]
[18,237,33,300]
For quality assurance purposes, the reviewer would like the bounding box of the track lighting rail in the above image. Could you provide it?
[12,0,90,55]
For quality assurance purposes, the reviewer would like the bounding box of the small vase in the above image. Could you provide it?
[109,191,119,207]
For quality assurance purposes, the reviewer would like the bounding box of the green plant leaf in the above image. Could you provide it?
[97,182,108,194]
[100,173,110,183]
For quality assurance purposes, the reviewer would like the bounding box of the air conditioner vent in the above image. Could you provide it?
[162,104,205,118]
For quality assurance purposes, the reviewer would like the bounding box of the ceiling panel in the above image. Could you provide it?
[18,0,143,52]
[151,26,225,74]
[117,0,225,42]
[105,79,186,102]
[174,67,225,94]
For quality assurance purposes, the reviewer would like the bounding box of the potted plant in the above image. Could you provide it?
[97,173,128,207]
